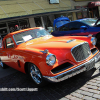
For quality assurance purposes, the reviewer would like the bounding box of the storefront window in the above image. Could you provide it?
[77,12,83,19]
[67,12,73,21]
[19,19,29,29]
[76,6,88,19]
[0,23,7,39]
[43,16,53,29]
[8,19,29,33]
[0,29,7,39]
[34,17,42,27]
[54,13,66,18]
[82,8,88,18]
[89,7,99,18]
[54,13,73,21]
[0,23,6,28]
[8,21,19,32]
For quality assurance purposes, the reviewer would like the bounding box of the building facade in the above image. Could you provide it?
[0,0,75,38]
[71,0,100,19]
[0,0,100,40]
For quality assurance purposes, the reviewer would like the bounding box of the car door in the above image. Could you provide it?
[1,37,16,68]
[56,23,71,36]
[68,22,89,36]
[0,40,8,64]
[57,22,89,36]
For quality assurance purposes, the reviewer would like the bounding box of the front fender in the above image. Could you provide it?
[17,49,53,76]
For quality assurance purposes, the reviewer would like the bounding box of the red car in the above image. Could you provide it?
[0,27,100,86]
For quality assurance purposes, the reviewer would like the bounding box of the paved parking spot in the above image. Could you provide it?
[0,67,17,78]
[0,61,100,100]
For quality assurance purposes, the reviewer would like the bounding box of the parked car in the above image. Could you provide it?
[0,27,100,86]
[51,17,100,45]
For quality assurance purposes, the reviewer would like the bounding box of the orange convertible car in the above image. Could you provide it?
[0,27,100,86]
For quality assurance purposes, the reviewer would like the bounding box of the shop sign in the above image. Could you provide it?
[88,1,100,8]
[49,0,59,4]
[95,2,100,6]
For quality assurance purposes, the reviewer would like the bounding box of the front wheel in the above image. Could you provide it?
[28,63,46,86]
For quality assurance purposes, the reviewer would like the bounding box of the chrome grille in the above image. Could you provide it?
[71,42,91,62]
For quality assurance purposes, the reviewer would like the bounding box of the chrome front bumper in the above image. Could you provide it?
[43,52,100,82]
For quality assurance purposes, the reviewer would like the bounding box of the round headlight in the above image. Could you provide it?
[46,54,56,66]
[91,37,97,45]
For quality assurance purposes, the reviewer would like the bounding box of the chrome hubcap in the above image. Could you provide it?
[30,64,42,84]
[0,61,3,68]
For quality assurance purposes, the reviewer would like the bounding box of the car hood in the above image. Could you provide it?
[53,17,70,28]
[17,35,87,62]
[19,35,85,51]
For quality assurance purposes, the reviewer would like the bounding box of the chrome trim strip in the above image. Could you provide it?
[71,42,91,62]
[13,35,18,45]
[43,52,100,82]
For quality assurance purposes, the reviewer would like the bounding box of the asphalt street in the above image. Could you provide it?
[0,52,100,100]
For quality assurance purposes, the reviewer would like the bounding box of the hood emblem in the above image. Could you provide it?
[40,49,49,54]
[66,39,76,43]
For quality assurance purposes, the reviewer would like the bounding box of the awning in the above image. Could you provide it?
[88,1,100,8]
[0,0,72,20]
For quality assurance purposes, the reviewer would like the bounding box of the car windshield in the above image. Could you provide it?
[80,18,98,26]
[13,28,50,45]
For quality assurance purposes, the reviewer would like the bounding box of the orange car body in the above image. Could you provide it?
[0,27,100,82]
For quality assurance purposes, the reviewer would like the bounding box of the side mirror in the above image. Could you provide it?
[80,26,88,30]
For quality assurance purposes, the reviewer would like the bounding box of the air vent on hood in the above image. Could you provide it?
[66,39,76,43]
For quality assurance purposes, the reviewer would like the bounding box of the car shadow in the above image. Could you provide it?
[0,67,100,100]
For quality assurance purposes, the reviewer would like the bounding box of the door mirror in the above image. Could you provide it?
[80,26,88,30]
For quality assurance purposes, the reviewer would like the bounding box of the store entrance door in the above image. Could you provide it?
[89,7,99,18]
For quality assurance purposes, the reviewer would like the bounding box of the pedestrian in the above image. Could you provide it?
[15,25,20,31]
